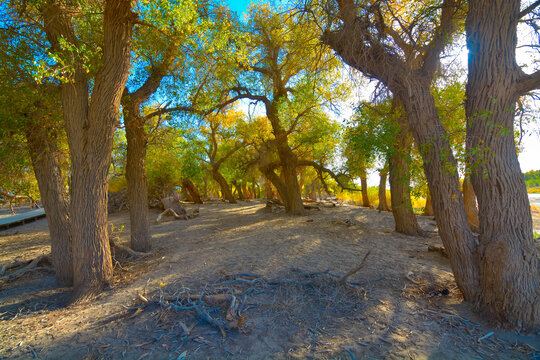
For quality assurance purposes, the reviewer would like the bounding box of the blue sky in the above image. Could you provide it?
[225,0,253,15]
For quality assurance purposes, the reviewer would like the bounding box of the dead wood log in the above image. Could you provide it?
[303,203,321,211]
[339,250,371,284]
[154,207,199,224]
[427,245,448,258]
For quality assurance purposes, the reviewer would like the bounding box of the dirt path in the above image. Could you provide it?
[0,201,538,359]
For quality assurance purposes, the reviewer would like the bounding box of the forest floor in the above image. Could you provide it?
[0,200,539,360]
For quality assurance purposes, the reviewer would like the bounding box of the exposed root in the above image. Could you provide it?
[0,254,53,287]
[109,236,151,260]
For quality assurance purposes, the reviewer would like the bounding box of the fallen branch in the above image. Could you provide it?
[155,208,199,224]
[339,250,371,284]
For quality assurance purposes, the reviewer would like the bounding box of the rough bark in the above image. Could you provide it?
[422,190,434,216]
[388,115,421,236]
[182,178,203,204]
[360,172,370,207]
[122,36,179,252]
[462,176,479,232]
[377,166,390,212]
[25,116,73,286]
[466,0,539,329]
[124,108,150,252]
[42,0,135,302]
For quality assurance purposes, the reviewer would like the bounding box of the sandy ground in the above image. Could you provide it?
[0,200,539,360]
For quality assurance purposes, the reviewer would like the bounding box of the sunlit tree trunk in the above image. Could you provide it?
[42,0,134,302]
[388,114,421,235]
[466,0,539,329]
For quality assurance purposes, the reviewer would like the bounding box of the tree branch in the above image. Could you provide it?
[519,0,540,19]
[297,160,361,192]
[515,69,540,95]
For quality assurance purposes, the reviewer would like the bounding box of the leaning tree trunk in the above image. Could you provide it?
[388,115,421,236]
[466,0,539,329]
[360,172,370,207]
[398,82,479,301]
[182,178,203,204]
[212,168,236,203]
[124,111,151,252]
[462,176,479,232]
[43,0,135,302]
[377,166,390,212]
[25,120,73,286]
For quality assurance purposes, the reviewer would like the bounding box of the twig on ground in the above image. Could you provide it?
[339,250,371,284]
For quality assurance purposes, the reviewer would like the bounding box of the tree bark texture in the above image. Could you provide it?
[377,166,390,212]
[25,118,73,285]
[388,115,421,235]
[466,0,539,329]
[462,176,479,232]
[124,107,150,252]
[360,172,370,207]
[42,0,135,302]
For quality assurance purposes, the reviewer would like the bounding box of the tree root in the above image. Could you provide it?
[109,236,152,260]
[0,254,53,286]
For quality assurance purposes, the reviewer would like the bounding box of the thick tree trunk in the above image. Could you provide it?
[462,176,479,232]
[423,190,434,216]
[43,0,134,302]
[360,172,370,207]
[212,169,236,203]
[377,166,390,212]
[124,112,151,252]
[466,0,539,329]
[25,120,73,285]
[388,115,421,236]
[182,179,203,204]
[399,83,479,301]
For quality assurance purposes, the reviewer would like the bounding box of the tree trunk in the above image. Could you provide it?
[462,176,479,232]
[232,181,245,200]
[212,169,236,203]
[182,179,203,204]
[25,119,73,286]
[399,83,479,301]
[42,0,135,302]
[377,166,390,212]
[124,111,151,252]
[360,172,370,207]
[280,157,304,215]
[264,180,274,199]
[423,190,434,216]
[466,0,539,329]
[388,115,421,236]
